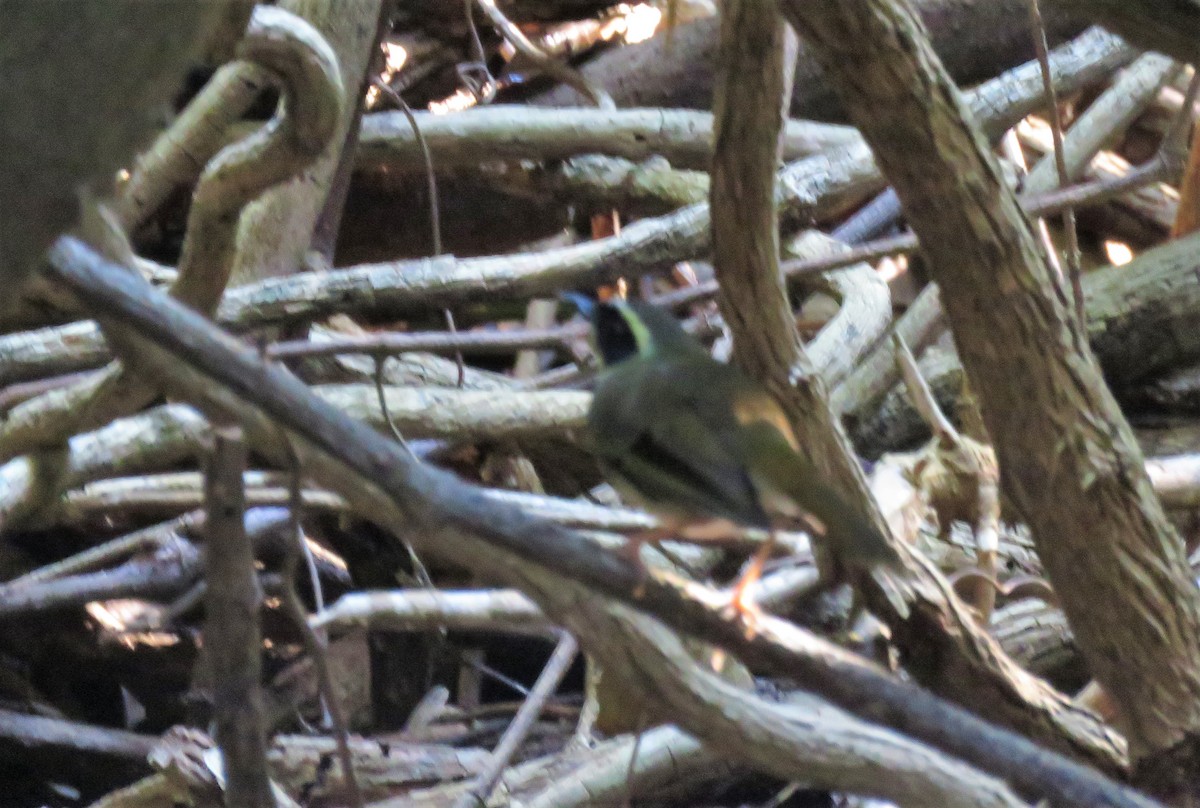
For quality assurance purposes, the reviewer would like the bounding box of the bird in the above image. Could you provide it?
[572,294,901,616]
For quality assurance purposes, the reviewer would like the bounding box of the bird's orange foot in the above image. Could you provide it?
[720,573,768,638]
[723,546,771,638]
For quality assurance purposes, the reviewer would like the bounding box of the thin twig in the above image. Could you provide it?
[621,726,645,808]
[367,356,437,591]
[475,0,613,110]
[465,655,533,698]
[454,632,579,808]
[371,79,466,387]
[364,355,440,591]
[1027,0,1084,326]
[373,355,409,447]
[157,579,209,626]
[275,431,363,808]
[1002,129,1065,278]
[459,0,497,104]
[269,324,584,360]
[893,333,959,444]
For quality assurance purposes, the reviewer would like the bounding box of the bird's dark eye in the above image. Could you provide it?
[595,305,638,365]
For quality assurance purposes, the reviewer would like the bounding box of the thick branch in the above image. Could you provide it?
[47,236,1166,808]
[203,427,274,808]
[359,107,856,172]
[707,2,1121,773]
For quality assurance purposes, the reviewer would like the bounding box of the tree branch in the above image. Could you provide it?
[46,234,1166,808]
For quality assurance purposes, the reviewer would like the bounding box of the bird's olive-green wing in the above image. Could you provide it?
[728,389,901,568]
[589,358,770,528]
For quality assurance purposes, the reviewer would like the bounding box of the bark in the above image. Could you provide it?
[781,0,1200,778]
[358,107,856,173]
[203,428,274,808]
[311,1,394,262]
[707,6,1124,776]
[710,4,802,394]
[707,0,888,575]
[1085,232,1200,390]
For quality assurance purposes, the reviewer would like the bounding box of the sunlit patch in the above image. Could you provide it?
[1104,240,1133,266]
[383,42,407,74]
[877,254,908,282]
[673,261,699,287]
[605,3,663,44]
[307,537,347,572]
[429,87,482,115]
[1016,115,1050,141]
[544,20,595,50]
[87,600,179,649]
[367,42,410,109]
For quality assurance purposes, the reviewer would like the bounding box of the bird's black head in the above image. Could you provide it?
[592,300,641,365]
[562,293,699,367]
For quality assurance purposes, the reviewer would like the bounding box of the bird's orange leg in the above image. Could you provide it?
[727,531,777,632]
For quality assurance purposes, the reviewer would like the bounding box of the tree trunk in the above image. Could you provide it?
[781,0,1200,791]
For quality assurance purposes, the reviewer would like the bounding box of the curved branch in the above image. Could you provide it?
[112,62,272,233]
[0,5,344,464]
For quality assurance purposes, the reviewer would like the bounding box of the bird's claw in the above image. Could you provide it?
[722,580,765,639]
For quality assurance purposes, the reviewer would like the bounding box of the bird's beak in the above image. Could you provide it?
[559,291,596,317]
